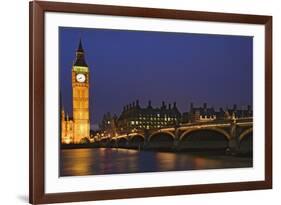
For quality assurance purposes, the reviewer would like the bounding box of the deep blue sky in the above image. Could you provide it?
[59,27,253,130]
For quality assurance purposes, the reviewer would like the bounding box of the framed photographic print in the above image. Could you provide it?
[29,1,272,204]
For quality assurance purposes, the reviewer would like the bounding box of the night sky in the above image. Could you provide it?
[59,27,253,130]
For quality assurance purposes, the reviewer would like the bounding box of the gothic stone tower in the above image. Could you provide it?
[72,40,90,143]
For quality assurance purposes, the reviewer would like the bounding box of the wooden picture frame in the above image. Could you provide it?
[29,1,272,204]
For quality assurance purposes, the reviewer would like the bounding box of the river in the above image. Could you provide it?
[60,148,252,176]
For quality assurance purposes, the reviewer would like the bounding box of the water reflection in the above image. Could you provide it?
[61,148,93,175]
[60,148,252,176]
[155,152,176,171]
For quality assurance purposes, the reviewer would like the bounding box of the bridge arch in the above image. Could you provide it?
[179,127,231,141]
[117,137,129,141]
[129,134,145,139]
[239,128,253,141]
[109,138,117,146]
[130,134,145,148]
[239,127,253,154]
[130,134,145,142]
[148,131,176,142]
[117,137,129,144]
[147,131,175,149]
[178,128,230,150]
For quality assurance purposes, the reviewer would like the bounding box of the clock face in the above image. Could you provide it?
[76,73,86,83]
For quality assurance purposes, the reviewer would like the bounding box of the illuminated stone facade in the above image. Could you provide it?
[61,108,74,144]
[188,103,216,123]
[61,40,90,144]
[182,103,253,123]
[116,100,181,132]
[99,112,118,138]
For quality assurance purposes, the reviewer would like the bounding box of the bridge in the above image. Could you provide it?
[95,117,253,154]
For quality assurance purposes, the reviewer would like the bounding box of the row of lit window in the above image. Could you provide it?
[136,114,178,118]
[135,117,177,121]
[135,125,162,129]
[130,121,174,126]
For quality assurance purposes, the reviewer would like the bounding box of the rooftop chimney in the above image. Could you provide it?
[161,101,166,109]
[148,100,152,108]
[190,102,194,111]
[203,103,207,109]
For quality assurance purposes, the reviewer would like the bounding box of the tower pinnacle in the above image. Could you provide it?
[74,39,88,67]
[77,38,84,52]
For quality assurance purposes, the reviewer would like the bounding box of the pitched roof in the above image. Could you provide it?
[74,39,88,67]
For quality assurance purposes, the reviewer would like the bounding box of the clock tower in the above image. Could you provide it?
[72,39,90,143]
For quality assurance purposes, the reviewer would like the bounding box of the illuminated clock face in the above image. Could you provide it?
[76,73,86,83]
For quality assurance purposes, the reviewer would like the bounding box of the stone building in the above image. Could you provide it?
[99,112,118,138]
[224,104,253,119]
[61,108,74,144]
[186,103,217,123]
[182,103,253,123]
[117,100,181,132]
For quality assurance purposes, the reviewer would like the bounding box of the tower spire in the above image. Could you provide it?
[74,39,88,67]
[77,38,84,52]
[61,106,65,120]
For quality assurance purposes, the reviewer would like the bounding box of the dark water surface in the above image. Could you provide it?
[60,148,252,176]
